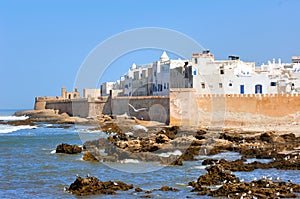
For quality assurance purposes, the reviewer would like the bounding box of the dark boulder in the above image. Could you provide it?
[82,152,98,162]
[67,175,134,196]
[56,143,82,154]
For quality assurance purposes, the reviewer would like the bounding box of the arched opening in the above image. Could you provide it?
[255,84,262,94]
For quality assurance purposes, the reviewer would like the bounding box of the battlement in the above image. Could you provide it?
[195,93,300,98]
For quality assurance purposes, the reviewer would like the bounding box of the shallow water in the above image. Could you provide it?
[0,110,299,198]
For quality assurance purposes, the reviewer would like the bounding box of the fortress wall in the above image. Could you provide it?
[110,96,170,123]
[34,98,46,110]
[170,89,300,126]
[44,99,89,117]
[35,96,169,123]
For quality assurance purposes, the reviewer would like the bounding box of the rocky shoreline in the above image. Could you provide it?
[10,109,300,197]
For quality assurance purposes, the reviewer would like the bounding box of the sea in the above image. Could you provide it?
[0,109,299,199]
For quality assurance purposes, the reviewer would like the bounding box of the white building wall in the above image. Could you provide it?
[83,88,101,98]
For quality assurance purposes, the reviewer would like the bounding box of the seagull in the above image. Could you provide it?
[128,103,147,112]
[268,177,273,181]
[76,174,79,177]
[87,173,90,178]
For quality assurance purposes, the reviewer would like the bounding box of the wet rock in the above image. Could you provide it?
[159,186,179,192]
[140,195,152,198]
[135,187,143,192]
[155,134,170,144]
[195,128,208,140]
[210,178,300,198]
[82,152,98,162]
[0,119,35,126]
[260,131,275,143]
[159,126,179,140]
[56,143,82,154]
[160,155,183,166]
[190,164,240,187]
[100,122,123,133]
[66,175,134,196]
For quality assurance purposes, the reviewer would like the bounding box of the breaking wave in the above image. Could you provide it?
[0,124,36,134]
[0,115,29,121]
[158,150,182,157]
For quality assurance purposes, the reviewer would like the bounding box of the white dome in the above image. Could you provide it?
[131,63,137,69]
[160,51,169,62]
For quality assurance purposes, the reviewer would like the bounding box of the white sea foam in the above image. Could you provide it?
[50,150,56,154]
[0,115,28,121]
[0,124,36,134]
[158,150,182,157]
[191,165,208,170]
[133,125,148,132]
[120,159,140,164]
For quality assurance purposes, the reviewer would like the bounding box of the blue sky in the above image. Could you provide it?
[1,0,300,109]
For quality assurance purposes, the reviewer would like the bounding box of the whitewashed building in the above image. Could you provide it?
[99,50,300,96]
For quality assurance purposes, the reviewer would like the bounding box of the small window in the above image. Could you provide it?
[229,83,233,87]
[193,70,197,75]
[219,83,223,88]
[270,82,276,86]
[220,66,224,75]
[195,58,198,64]
[201,83,205,89]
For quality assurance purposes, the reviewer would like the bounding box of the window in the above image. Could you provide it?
[195,58,198,64]
[193,70,197,75]
[164,83,166,89]
[158,84,163,91]
[270,82,276,86]
[220,66,224,75]
[219,83,223,88]
[229,83,233,87]
[201,83,205,89]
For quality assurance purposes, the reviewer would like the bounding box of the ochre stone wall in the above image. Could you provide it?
[170,89,300,126]
[110,96,170,123]
[35,96,169,123]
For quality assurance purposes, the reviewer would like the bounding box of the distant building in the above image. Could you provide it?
[292,56,300,64]
[83,88,101,99]
[97,51,300,96]
[100,82,115,96]
[61,87,80,99]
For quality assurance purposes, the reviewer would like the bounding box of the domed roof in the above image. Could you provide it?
[131,63,137,69]
[160,51,169,62]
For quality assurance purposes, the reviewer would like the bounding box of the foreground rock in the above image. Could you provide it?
[56,143,82,154]
[189,164,300,198]
[66,175,134,196]
[82,152,98,162]
[0,119,35,126]
[209,179,300,198]
[14,109,91,124]
[189,165,240,190]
